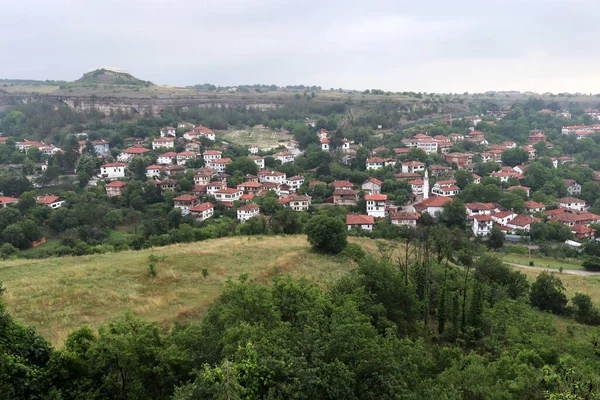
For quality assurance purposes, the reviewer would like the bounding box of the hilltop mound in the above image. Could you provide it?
[76,67,152,86]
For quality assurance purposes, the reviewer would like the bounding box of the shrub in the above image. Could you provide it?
[529,261,534,266]
[305,215,347,254]
[341,243,366,262]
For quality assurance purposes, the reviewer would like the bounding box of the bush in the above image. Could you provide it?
[582,256,600,271]
[529,271,567,314]
[0,243,17,259]
[340,243,366,262]
[305,215,347,254]
[529,261,534,266]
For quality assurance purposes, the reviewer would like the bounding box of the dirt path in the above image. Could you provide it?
[508,263,600,276]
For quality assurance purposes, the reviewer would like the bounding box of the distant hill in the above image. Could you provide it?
[76,67,153,86]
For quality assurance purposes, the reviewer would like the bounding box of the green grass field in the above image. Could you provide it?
[502,253,584,271]
[0,235,377,346]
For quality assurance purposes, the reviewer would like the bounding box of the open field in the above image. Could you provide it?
[502,253,584,271]
[221,126,293,150]
[516,267,600,301]
[0,235,378,346]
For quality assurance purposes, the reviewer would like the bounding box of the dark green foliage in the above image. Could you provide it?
[488,226,505,250]
[305,215,347,254]
[529,272,568,314]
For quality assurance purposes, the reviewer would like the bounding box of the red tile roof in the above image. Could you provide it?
[173,195,199,201]
[189,202,214,212]
[37,195,62,204]
[106,181,127,187]
[101,162,127,168]
[365,194,387,201]
[238,203,260,211]
[346,214,374,225]
[391,211,420,220]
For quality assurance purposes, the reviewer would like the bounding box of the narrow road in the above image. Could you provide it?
[507,263,600,276]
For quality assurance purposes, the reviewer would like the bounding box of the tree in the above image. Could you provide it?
[75,155,99,186]
[438,200,467,229]
[501,148,529,167]
[305,215,347,254]
[529,271,567,314]
[225,157,258,176]
[488,226,505,250]
[128,157,147,180]
[2,223,27,249]
[270,208,303,234]
[454,169,474,190]
[104,209,124,229]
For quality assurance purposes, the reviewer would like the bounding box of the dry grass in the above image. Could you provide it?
[0,236,376,346]
[515,268,600,302]
[221,126,294,150]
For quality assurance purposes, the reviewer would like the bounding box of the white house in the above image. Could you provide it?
[286,175,305,192]
[282,195,311,211]
[214,188,242,203]
[431,180,460,197]
[207,158,232,173]
[176,151,197,165]
[37,195,65,209]
[366,194,387,218]
[249,155,265,169]
[346,214,374,231]
[259,171,286,184]
[558,197,587,211]
[173,195,200,213]
[146,165,164,178]
[321,138,330,152]
[362,178,383,195]
[152,137,175,150]
[237,203,260,222]
[100,162,127,179]
[189,202,214,222]
[564,179,582,196]
[401,161,425,173]
[366,157,384,170]
[160,126,177,137]
[275,151,295,164]
[203,150,222,162]
[408,179,425,196]
[249,146,259,154]
[158,152,177,165]
[472,215,493,236]
[390,212,420,227]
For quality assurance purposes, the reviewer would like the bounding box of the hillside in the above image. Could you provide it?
[0,235,376,346]
[76,67,152,86]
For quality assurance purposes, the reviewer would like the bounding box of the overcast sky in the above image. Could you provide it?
[2,0,599,93]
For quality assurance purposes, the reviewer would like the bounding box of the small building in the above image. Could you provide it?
[524,200,546,213]
[557,197,587,211]
[281,194,312,211]
[173,194,200,213]
[365,194,387,218]
[207,158,232,173]
[390,211,420,227]
[248,145,259,154]
[117,146,151,162]
[203,150,222,162]
[160,126,177,137]
[275,151,295,164]
[146,165,165,178]
[333,189,358,206]
[321,138,330,152]
[472,215,493,236]
[189,202,214,222]
[152,137,175,150]
[413,196,453,216]
[105,180,127,197]
[158,152,177,165]
[362,178,383,195]
[286,175,305,192]
[100,162,127,179]
[366,157,385,170]
[214,188,242,205]
[564,179,582,196]
[248,155,265,169]
[0,196,19,208]
[37,195,65,209]
[401,161,425,174]
[346,214,374,231]
[237,203,260,222]
[176,151,197,165]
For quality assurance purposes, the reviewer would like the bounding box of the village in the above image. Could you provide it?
[3,104,600,252]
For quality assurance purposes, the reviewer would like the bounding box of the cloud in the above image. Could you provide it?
[2,0,600,93]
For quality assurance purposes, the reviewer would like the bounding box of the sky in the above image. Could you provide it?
[2,0,600,93]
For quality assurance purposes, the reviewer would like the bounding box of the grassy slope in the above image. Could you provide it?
[0,236,375,346]
[502,253,584,271]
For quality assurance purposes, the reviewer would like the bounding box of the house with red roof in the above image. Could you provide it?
[118,146,151,162]
[362,177,383,195]
[152,137,175,150]
[408,179,425,196]
[346,214,374,231]
[414,196,453,215]
[524,201,546,213]
[189,202,214,222]
[564,179,582,196]
[158,152,177,165]
[237,203,260,222]
[472,214,494,236]
[401,161,425,174]
[365,194,387,218]
[248,155,265,169]
[176,151,197,165]
[100,162,127,179]
[280,195,312,211]
[432,180,459,197]
[37,195,65,209]
[366,157,385,170]
[0,196,18,208]
[320,138,330,152]
[572,224,596,240]
[465,202,496,216]
[173,195,200,213]
[206,158,232,173]
[390,211,420,227]
[160,126,177,137]
[203,150,222,162]
[557,197,586,211]
[214,188,242,205]
[105,181,127,197]
[490,211,517,226]
[275,151,295,164]
[506,214,539,233]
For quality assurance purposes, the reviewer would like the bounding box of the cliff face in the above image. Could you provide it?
[0,94,281,114]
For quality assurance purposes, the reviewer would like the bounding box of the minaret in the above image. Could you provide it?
[423,169,429,200]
